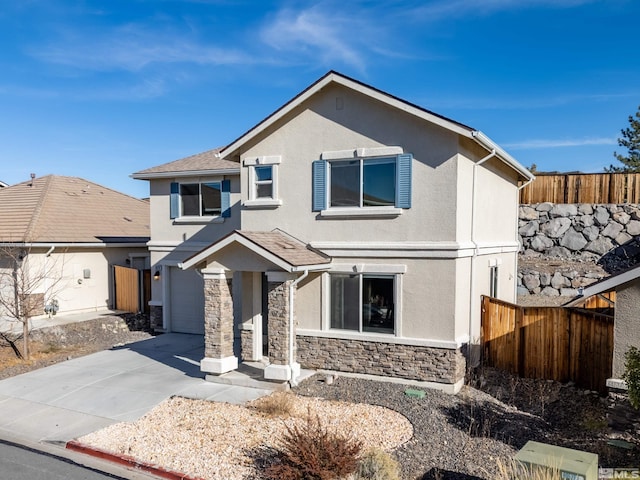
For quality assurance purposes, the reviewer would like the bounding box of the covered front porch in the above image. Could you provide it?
[179,229,331,385]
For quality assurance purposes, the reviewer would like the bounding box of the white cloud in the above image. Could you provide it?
[30,24,256,72]
[503,136,617,149]
[259,4,388,73]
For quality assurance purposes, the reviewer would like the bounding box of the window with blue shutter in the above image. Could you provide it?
[312,160,327,211]
[170,182,180,219]
[170,180,230,219]
[315,153,412,211]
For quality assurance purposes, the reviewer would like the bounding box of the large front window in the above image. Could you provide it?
[180,182,221,216]
[330,274,395,334]
[329,157,396,208]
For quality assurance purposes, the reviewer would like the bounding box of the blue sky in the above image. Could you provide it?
[1,0,638,198]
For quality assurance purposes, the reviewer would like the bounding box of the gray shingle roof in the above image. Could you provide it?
[0,175,149,243]
[132,149,239,178]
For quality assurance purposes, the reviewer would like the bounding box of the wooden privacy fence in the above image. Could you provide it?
[114,265,141,313]
[481,296,614,392]
[519,172,640,204]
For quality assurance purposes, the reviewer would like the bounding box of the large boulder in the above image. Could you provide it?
[560,228,588,251]
[550,204,578,218]
[585,237,614,255]
[542,217,571,238]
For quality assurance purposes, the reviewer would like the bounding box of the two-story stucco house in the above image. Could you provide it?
[133,71,533,393]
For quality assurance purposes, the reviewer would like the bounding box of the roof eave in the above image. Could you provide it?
[470,130,535,182]
[131,168,241,180]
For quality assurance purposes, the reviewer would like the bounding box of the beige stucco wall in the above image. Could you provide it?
[236,84,463,242]
[612,280,640,378]
[1,246,148,318]
[149,176,241,245]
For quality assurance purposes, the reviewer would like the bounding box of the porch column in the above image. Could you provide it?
[264,271,300,381]
[200,268,238,375]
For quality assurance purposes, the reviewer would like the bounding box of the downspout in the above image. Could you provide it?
[515,177,535,299]
[289,269,309,387]
[469,150,496,357]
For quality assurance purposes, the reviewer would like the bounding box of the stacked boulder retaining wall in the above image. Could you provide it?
[518,203,640,297]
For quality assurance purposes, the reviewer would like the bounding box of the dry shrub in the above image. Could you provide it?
[495,458,562,480]
[355,448,400,480]
[264,412,362,480]
[252,392,295,417]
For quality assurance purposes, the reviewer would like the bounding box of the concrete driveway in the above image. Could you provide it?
[0,333,271,444]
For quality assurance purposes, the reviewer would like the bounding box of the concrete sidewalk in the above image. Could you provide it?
[0,333,272,445]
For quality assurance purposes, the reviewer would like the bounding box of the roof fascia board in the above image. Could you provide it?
[0,242,149,248]
[471,130,535,181]
[220,72,473,158]
[566,267,640,306]
[131,168,240,180]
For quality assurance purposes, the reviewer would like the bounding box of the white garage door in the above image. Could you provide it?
[169,267,205,334]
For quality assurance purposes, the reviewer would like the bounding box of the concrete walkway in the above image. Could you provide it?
[0,333,272,445]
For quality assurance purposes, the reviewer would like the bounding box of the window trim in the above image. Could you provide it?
[312,152,411,215]
[243,155,282,208]
[169,179,230,222]
[323,269,403,337]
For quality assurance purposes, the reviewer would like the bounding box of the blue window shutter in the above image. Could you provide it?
[170,182,179,219]
[396,154,412,208]
[221,179,231,218]
[312,160,327,211]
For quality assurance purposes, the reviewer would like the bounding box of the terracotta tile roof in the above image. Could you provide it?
[0,175,150,243]
[236,230,331,267]
[132,148,239,177]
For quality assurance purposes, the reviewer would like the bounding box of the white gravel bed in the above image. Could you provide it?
[78,394,413,480]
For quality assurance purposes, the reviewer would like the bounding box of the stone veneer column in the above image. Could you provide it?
[264,271,300,382]
[200,268,238,375]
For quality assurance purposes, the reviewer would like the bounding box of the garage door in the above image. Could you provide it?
[169,267,205,334]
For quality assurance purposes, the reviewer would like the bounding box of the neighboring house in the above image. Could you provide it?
[133,71,533,392]
[565,264,640,389]
[0,175,150,317]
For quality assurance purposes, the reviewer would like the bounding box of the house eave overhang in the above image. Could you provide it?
[179,231,331,273]
[0,241,150,248]
[131,168,240,180]
[470,130,535,182]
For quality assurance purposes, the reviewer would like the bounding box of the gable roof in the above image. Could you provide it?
[180,229,331,273]
[131,148,239,179]
[0,175,150,244]
[220,70,533,182]
[564,263,640,307]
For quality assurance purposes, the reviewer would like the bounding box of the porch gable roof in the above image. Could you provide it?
[564,263,640,307]
[179,229,331,273]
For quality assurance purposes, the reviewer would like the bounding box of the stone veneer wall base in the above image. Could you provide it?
[296,335,465,386]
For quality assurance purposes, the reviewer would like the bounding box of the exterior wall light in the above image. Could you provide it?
[153,269,161,281]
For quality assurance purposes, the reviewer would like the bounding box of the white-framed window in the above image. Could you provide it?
[489,265,499,297]
[329,273,396,335]
[312,150,411,215]
[243,155,281,207]
[169,180,230,220]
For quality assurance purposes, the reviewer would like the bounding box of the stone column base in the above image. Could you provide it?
[201,356,238,375]
[264,362,300,382]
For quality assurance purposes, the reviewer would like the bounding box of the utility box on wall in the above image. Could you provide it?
[515,441,598,480]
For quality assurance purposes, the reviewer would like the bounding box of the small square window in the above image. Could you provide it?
[254,166,273,199]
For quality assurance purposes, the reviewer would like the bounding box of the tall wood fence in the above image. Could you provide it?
[519,172,640,204]
[481,296,614,392]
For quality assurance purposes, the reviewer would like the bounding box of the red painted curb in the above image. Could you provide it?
[66,440,206,480]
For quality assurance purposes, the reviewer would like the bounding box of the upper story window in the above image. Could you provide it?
[169,180,230,220]
[243,155,282,208]
[312,149,412,216]
[330,157,396,207]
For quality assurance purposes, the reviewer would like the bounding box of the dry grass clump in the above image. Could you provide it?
[355,448,400,480]
[495,459,563,480]
[251,391,295,417]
